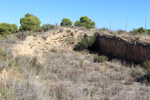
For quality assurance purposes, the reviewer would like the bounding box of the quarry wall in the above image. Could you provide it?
[95,33,150,63]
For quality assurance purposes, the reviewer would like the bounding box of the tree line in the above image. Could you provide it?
[0,13,95,37]
[0,13,148,38]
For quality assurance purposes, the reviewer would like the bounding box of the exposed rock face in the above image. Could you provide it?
[95,33,150,63]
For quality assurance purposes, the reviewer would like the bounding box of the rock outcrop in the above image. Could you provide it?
[95,33,150,63]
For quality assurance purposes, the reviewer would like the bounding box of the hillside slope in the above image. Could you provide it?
[0,27,150,100]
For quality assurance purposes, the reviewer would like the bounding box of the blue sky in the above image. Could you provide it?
[0,0,150,31]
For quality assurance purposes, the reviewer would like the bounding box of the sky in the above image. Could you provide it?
[0,0,150,31]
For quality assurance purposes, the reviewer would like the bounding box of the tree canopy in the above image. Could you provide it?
[60,18,73,27]
[20,13,41,31]
[74,16,95,29]
[138,27,145,33]
[0,23,18,36]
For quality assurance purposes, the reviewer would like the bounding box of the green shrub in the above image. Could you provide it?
[60,18,73,27]
[42,24,55,32]
[130,27,146,34]
[142,60,150,72]
[11,24,18,33]
[74,35,96,51]
[130,28,150,35]
[20,13,41,31]
[0,23,18,37]
[33,27,43,32]
[74,16,95,29]
[142,60,150,81]
[147,29,150,35]
[94,55,108,63]
[138,27,145,33]
[0,89,17,100]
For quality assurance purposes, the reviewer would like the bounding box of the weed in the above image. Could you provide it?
[80,60,84,68]
[94,55,108,63]
[0,89,17,100]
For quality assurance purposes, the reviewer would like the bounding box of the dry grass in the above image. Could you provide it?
[97,28,150,43]
[0,48,149,100]
[0,27,150,100]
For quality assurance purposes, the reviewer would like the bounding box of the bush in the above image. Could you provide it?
[0,47,15,70]
[60,18,73,27]
[147,29,150,35]
[74,35,96,51]
[20,13,41,31]
[42,24,55,32]
[130,28,139,34]
[142,60,150,81]
[2,34,18,44]
[138,27,145,33]
[74,16,95,29]
[130,27,146,34]
[94,55,108,63]
[130,28,150,35]
[131,67,144,78]
[142,60,150,72]
[16,31,31,40]
[0,23,18,37]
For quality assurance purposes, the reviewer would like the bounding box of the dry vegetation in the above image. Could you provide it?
[0,27,150,100]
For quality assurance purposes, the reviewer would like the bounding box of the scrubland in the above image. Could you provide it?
[0,27,150,100]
